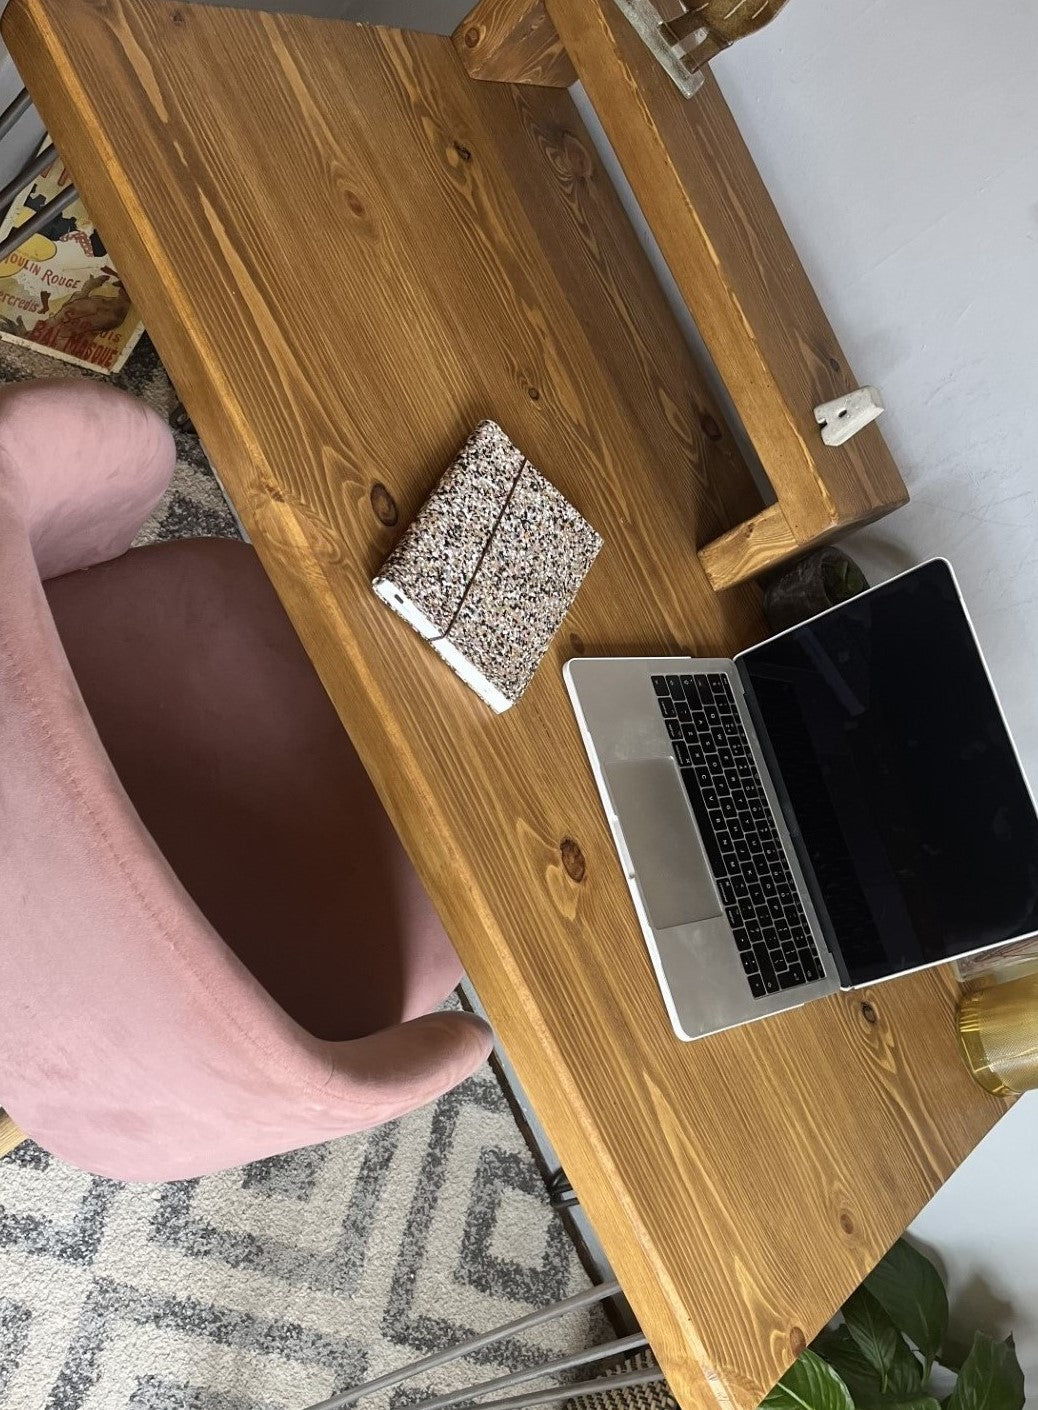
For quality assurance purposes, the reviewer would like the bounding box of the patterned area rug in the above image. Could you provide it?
[0,338,601,1408]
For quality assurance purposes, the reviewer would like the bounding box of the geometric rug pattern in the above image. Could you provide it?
[0,1067,601,1410]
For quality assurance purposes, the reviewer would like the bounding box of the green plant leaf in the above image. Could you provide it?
[889,1334,926,1394]
[938,1347,966,1374]
[813,1326,884,1405]
[844,1287,902,1387]
[945,1333,1025,1410]
[760,1349,855,1410]
[813,1323,923,1410]
[863,1240,949,1369]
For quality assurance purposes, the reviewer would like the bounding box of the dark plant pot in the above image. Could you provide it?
[762,548,869,634]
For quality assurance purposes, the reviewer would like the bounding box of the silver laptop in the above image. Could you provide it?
[565,559,1038,1041]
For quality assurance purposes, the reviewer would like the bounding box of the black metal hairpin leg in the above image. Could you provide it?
[0,88,79,257]
[302,1280,664,1410]
[0,143,56,221]
[546,1171,579,1211]
[0,88,32,144]
[0,179,78,262]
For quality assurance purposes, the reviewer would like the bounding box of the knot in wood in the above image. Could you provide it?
[370,482,399,527]
[560,839,586,883]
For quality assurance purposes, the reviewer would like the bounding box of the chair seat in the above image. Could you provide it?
[44,536,462,1043]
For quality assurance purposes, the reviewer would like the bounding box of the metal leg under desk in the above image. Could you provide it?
[303,1280,665,1410]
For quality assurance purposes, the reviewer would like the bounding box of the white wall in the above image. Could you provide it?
[709,0,1038,1390]
[907,1096,1038,1381]
[711,0,1038,781]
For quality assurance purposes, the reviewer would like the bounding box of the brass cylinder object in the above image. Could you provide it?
[958,973,1038,1095]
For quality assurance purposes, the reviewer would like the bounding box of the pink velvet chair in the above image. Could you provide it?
[0,378,492,1182]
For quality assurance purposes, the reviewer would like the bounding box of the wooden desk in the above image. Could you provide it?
[5,1,1006,1405]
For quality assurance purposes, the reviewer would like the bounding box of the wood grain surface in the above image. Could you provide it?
[453,0,576,86]
[0,1111,25,1158]
[697,503,801,588]
[4,2,1005,1405]
[543,0,909,587]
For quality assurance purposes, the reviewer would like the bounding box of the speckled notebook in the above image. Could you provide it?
[373,421,602,712]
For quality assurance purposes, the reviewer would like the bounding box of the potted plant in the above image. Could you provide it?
[762,547,870,634]
[763,1239,1025,1408]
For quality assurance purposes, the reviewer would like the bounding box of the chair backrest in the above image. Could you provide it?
[0,379,490,1181]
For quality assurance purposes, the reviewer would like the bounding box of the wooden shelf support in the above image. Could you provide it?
[453,0,576,87]
[457,0,909,588]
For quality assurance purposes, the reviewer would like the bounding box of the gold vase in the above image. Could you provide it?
[958,972,1038,1095]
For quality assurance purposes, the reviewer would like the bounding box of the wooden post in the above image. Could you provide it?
[453,0,576,87]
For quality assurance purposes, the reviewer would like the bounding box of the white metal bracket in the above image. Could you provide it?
[814,386,885,447]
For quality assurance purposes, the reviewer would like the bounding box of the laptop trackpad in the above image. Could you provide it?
[604,758,722,931]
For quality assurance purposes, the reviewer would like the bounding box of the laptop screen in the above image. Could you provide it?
[739,559,1038,984]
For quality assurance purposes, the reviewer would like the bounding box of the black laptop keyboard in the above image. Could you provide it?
[652,672,824,1000]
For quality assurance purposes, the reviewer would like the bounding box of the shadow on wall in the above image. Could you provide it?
[843,530,920,583]
[949,1272,1018,1358]
[911,1233,1020,1368]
